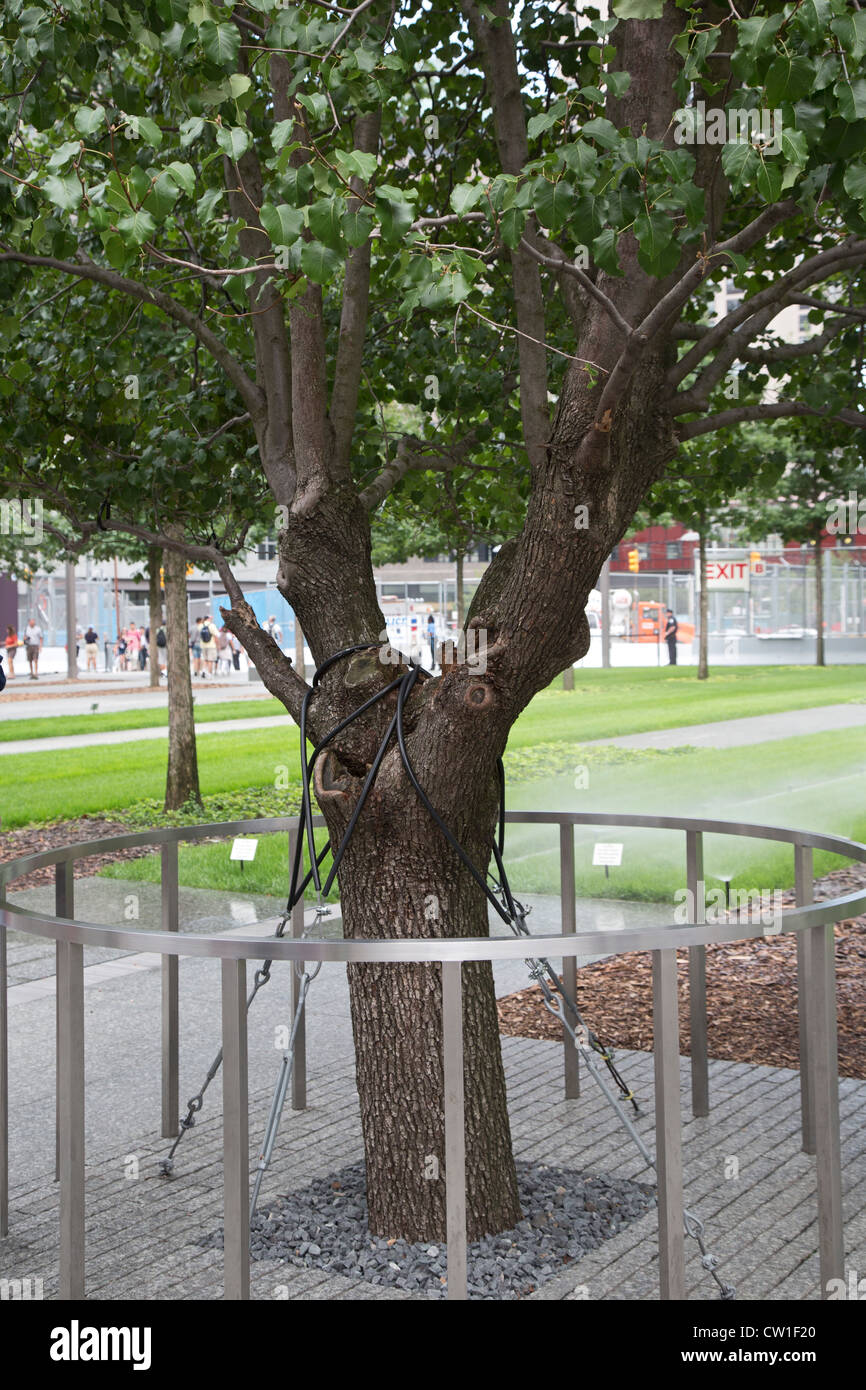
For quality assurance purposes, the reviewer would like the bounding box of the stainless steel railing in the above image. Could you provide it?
[1,811,864,1301]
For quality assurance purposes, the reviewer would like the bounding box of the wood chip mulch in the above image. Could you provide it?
[0,818,158,891]
[497,867,866,1079]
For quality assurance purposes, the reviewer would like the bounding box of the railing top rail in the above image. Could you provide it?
[2,811,865,888]
[1,888,864,963]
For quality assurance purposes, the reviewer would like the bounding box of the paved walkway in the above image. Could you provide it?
[0,714,293,755]
[590,702,866,751]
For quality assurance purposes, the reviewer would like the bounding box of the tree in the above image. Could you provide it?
[719,419,863,665]
[3,0,866,1241]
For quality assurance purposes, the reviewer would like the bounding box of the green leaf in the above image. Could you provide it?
[300,240,342,283]
[532,178,573,233]
[843,163,866,203]
[180,116,205,147]
[755,159,782,203]
[796,0,832,43]
[215,124,252,160]
[376,192,414,243]
[581,117,620,150]
[612,0,663,17]
[196,187,223,221]
[199,20,241,69]
[164,161,196,197]
[41,173,82,213]
[297,93,329,124]
[592,227,621,275]
[259,201,304,245]
[835,77,866,124]
[271,119,295,153]
[307,196,344,249]
[334,148,378,183]
[341,208,373,246]
[135,116,163,149]
[736,13,783,53]
[450,182,484,215]
[117,209,157,244]
[764,55,816,108]
[145,170,181,220]
[634,209,673,261]
[558,140,598,179]
[793,101,825,143]
[779,129,808,168]
[721,141,758,188]
[73,105,105,137]
[499,205,526,249]
[526,100,567,141]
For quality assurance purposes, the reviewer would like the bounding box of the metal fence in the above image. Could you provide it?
[1,811,864,1302]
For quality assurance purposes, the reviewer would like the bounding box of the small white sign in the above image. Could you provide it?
[593,842,623,867]
[230,837,259,862]
[700,558,751,591]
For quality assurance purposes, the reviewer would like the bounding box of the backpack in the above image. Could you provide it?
[200,624,211,642]
[117,639,127,654]
[156,627,167,648]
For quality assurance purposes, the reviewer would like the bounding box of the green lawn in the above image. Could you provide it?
[511,664,865,746]
[0,664,862,831]
[2,664,861,745]
[97,729,866,904]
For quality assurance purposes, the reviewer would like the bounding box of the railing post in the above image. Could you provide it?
[560,822,579,1099]
[161,840,179,1139]
[57,938,85,1300]
[653,946,685,1300]
[221,958,250,1301]
[795,844,815,1154]
[806,921,844,1297]
[686,830,709,1117]
[55,861,74,1183]
[0,913,7,1238]
[442,960,467,1301]
[289,828,307,1111]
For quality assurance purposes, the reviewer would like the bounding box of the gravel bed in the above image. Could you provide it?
[201,1159,655,1299]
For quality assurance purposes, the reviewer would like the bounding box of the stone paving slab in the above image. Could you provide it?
[2,1035,864,1301]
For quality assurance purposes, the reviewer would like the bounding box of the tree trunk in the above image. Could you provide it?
[148,544,162,689]
[164,534,201,810]
[64,562,77,681]
[697,529,709,680]
[316,687,522,1241]
[815,543,825,667]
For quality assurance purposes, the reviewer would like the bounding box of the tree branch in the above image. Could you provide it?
[358,431,477,510]
[679,401,866,438]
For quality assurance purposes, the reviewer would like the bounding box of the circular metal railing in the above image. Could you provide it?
[1,811,864,1301]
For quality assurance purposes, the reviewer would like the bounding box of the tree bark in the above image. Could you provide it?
[698,529,709,680]
[294,615,306,683]
[164,533,201,810]
[148,544,162,689]
[815,542,825,667]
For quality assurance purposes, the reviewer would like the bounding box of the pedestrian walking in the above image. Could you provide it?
[266,614,283,647]
[427,612,436,667]
[200,615,217,676]
[4,625,19,679]
[664,608,678,666]
[24,617,43,679]
[228,630,242,671]
[84,626,99,672]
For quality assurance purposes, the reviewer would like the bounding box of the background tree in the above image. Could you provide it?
[3,1,866,1241]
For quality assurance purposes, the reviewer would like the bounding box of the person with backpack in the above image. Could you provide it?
[189,617,203,677]
[200,615,217,676]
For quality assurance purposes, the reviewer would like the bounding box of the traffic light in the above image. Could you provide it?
[627,547,640,573]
